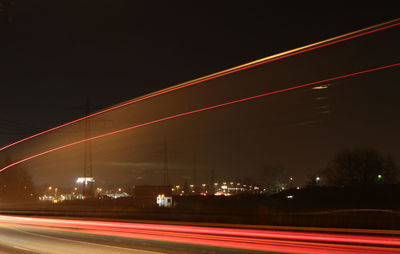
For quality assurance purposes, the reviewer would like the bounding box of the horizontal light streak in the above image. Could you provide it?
[0,62,398,173]
[0,19,399,152]
[1,215,399,253]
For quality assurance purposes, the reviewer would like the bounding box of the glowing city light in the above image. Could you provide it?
[76,177,95,184]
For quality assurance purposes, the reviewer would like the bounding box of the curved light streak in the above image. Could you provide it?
[0,62,398,173]
[0,19,399,152]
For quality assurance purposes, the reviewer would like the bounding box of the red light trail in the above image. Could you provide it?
[0,19,398,152]
[0,215,399,253]
[0,62,399,173]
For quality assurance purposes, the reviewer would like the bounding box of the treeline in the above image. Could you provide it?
[314,148,398,187]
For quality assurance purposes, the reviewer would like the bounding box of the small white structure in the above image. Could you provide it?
[156,194,172,207]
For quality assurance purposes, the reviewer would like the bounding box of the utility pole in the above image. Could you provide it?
[193,155,197,193]
[163,141,169,185]
[210,169,215,194]
[70,98,109,199]
[83,99,94,198]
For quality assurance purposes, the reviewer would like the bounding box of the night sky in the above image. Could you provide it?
[1,1,399,188]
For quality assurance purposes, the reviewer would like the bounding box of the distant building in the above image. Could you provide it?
[134,185,172,208]
[156,194,172,207]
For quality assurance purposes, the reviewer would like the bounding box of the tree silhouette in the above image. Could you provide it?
[0,157,35,202]
[258,165,287,194]
[323,148,398,186]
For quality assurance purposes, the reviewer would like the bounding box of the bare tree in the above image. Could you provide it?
[323,149,398,186]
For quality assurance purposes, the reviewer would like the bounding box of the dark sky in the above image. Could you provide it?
[0,1,399,187]
[1,1,399,139]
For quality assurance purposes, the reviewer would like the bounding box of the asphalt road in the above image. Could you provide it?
[0,225,167,254]
[0,215,399,254]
